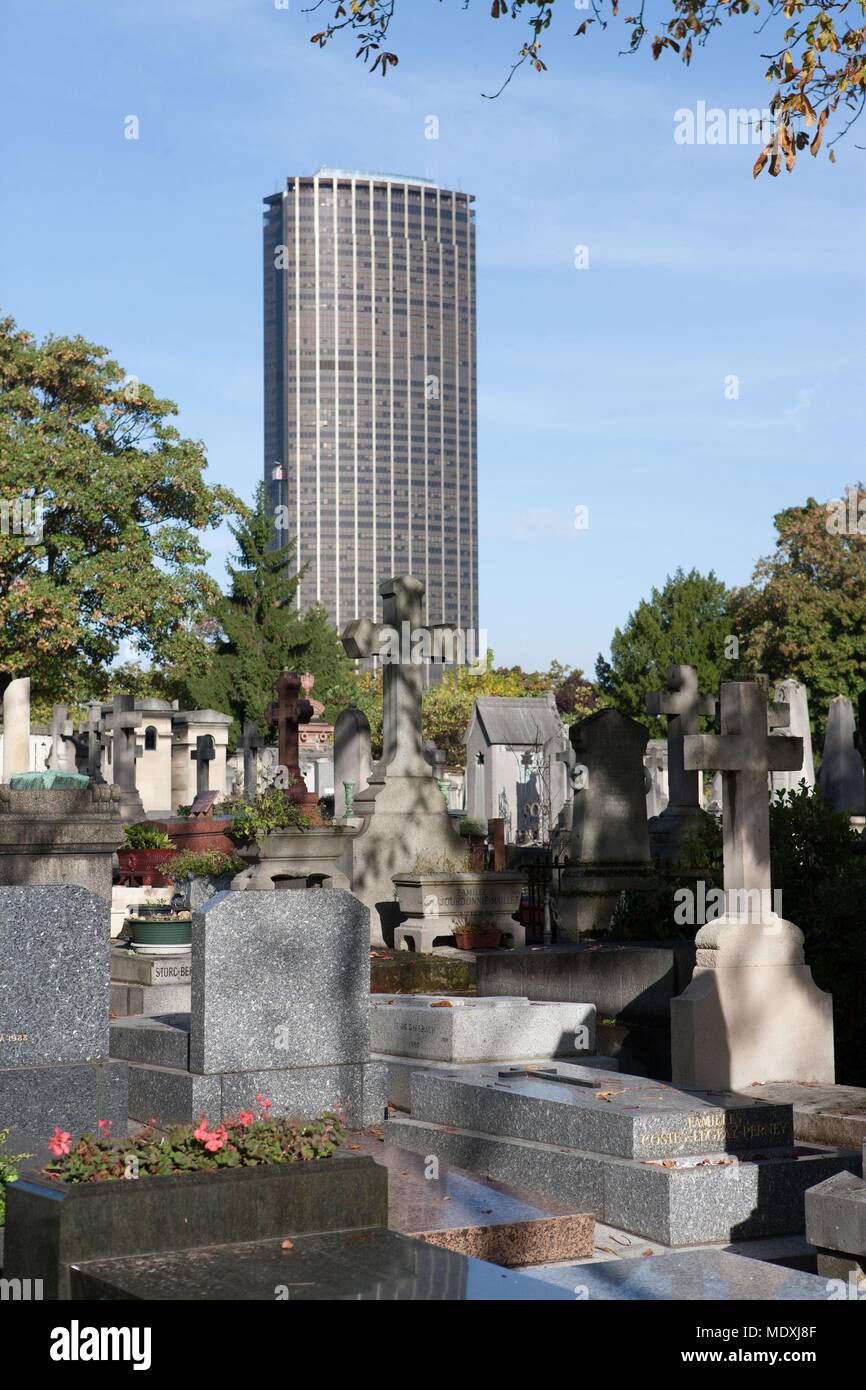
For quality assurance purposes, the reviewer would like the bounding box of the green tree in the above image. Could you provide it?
[0,317,238,703]
[308,0,865,177]
[183,484,358,742]
[730,488,866,738]
[596,568,737,731]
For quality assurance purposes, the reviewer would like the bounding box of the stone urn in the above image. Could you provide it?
[391,871,525,952]
[230,824,359,891]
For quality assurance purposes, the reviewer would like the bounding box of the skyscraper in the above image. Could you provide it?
[263,169,477,639]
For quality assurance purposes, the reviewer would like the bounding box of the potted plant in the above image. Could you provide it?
[2,1103,387,1300]
[452,915,503,950]
[0,1127,30,1228]
[124,906,192,952]
[227,788,313,847]
[168,849,247,913]
[117,824,177,886]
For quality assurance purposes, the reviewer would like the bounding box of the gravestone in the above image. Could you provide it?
[818,695,865,813]
[671,677,834,1089]
[191,733,216,797]
[103,695,146,822]
[110,889,385,1128]
[341,575,465,943]
[387,1061,857,1247]
[770,678,815,794]
[76,701,105,782]
[0,885,128,1152]
[557,709,656,939]
[238,720,265,800]
[646,666,715,863]
[333,704,371,819]
[1,676,30,781]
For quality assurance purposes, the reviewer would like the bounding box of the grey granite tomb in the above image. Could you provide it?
[0,885,128,1153]
[110,888,385,1128]
[805,1140,866,1291]
[386,1061,859,1247]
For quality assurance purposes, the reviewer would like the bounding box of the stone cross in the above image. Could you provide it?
[266,671,313,803]
[237,720,265,800]
[103,695,140,793]
[683,679,802,908]
[646,666,715,813]
[190,733,216,796]
[342,574,456,780]
[47,705,78,774]
[84,701,104,780]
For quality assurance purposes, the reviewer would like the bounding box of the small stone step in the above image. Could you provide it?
[110,1015,191,1071]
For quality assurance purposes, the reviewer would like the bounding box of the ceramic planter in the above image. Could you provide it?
[453,929,502,951]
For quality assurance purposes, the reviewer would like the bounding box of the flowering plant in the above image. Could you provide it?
[43,1100,345,1183]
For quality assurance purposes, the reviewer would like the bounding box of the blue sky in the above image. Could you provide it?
[2,0,863,675]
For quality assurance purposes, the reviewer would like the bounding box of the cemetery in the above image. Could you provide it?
[3,0,865,1341]
[1,584,865,1309]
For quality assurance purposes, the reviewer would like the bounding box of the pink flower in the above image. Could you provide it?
[256,1093,273,1116]
[238,1110,254,1127]
[48,1127,72,1157]
[193,1114,211,1143]
[204,1124,228,1154]
[98,1119,112,1136]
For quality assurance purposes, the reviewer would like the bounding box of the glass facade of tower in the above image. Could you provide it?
[263,170,478,636]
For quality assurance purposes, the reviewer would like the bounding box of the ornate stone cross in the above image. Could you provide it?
[266,671,313,804]
[683,678,802,913]
[342,574,456,780]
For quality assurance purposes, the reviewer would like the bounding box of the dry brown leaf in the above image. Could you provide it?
[281,1239,294,1251]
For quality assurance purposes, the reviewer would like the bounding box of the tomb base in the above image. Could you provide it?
[110,1014,387,1129]
[647,804,707,864]
[0,1060,128,1156]
[230,824,357,891]
[556,862,657,940]
[671,914,835,1090]
[351,774,466,944]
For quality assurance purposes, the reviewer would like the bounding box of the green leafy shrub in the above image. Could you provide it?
[122,824,176,851]
[227,789,312,846]
[0,1128,31,1226]
[169,850,246,881]
[43,1103,345,1183]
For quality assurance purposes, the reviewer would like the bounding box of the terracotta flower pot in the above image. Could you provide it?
[164,818,236,856]
[453,929,502,951]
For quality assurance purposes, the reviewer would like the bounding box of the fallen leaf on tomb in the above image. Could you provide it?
[281,1240,294,1251]
[430,1001,452,1008]
[348,1144,362,1150]
[640,1249,655,1257]
[661,1159,677,1168]
[368,1126,385,1141]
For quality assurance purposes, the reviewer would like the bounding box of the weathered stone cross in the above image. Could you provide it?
[342,575,457,780]
[47,704,77,773]
[103,695,139,793]
[265,671,313,804]
[646,665,715,812]
[190,733,216,796]
[237,720,265,800]
[683,678,802,913]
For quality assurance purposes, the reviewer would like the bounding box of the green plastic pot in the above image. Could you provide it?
[128,918,192,948]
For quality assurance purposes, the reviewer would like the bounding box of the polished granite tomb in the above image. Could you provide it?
[386,1062,861,1246]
